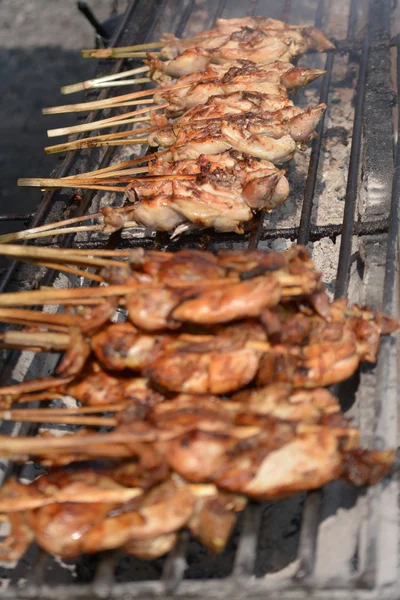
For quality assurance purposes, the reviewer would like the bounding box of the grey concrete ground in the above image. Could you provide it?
[0,0,128,236]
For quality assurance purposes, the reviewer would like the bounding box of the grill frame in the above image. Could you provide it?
[0,0,399,598]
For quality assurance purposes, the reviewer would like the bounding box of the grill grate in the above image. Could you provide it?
[0,0,399,598]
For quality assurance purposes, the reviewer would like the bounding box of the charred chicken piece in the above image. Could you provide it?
[157,18,334,70]
[152,25,332,80]
[147,105,325,154]
[109,150,290,236]
[0,473,245,560]
[257,299,400,388]
[153,62,325,117]
[162,106,325,164]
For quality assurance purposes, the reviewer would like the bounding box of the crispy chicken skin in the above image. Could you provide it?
[115,150,290,236]
[152,61,325,116]
[151,23,333,79]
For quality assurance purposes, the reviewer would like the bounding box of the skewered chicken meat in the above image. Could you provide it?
[208,17,335,52]
[108,151,289,235]
[158,106,325,163]
[151,24,333,79]
[257,299,400,388]
[0,468,245,560]
[103,107,324,235]
[163,90,295,127]
[153,61,325,116]
[0,247,398,399]
[0,438,392,562]
[159,17,334,66]
[148,105,325,152]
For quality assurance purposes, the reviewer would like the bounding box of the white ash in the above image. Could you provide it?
[309,237,341,298]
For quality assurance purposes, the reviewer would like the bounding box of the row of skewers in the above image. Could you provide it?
[0,245,397,562]
[9,16,333,242]
[0,15,397,566]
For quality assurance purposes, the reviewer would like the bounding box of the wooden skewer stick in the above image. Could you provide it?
[61,65,151,94]
[62,76,151,95]
[89,167,149,179]
[0,244,125,268]
[43,97,156,115]
[45,133,149,155]
[43,78,213,115]
[0,430,174,454]
[18,178,126,192]
[48,103,167,138]
[0,412,117,427]
[71,150,167,178]
[80,35,210,58]
[48,115,151,138]
[9,403,128,414]
[19,173,191,189]
[0,284,137,307]
[2,330,71,351]
[15,225,104,242]
[30,260,103,283]
[87,77,152,89]
[0,377,73,397]
[0,308,84,328]
[45,139,148,155]
[0,213,101,244]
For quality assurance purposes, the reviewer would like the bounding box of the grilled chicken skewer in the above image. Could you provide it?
[101,150,290,235]
[46,101,325,166]
[0,389,392,562]
[80,16,334,62]
[146,27,326,79]
[0,469,245,560]
[0,247,398,398]
[46,42,327,117]
[151,61,325,116]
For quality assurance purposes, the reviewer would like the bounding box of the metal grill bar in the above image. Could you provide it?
[335,33,370,298]
[0,0,398,597]
[297,53,333,246]
[357,36,400,589]
[0,213,34,222]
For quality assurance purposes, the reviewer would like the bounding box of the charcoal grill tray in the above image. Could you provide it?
[0,1,399,598]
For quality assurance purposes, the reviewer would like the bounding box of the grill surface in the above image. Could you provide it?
[0,0,399,598]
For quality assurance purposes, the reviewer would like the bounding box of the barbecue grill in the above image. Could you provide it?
[0,0,399,598]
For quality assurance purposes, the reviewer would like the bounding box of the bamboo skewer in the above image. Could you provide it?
[46,102,168,137]
[0,308,86,329]
[2,331,71,351]
[61,65,151,94]
[48,103,168,138]
[9,404,128,414]
[48,103,167,137]
[0,213,101,244]
[48,115,151,138]
[45,135,149,155]
[0,411,117,427]
[14,225,104,241]
[0,245,124,269]
[0,377,74,397]
[18,178,127,192]
[43,79,213,115]
[89,166,149,178]
[18,174,193,190]
[82,77,152,89]
[31,261,103,283]
[46,140,147,154]
[80,35,210,58]
[43,98,156,115]
[0,284,137,308]
[0,412,117,427]
[71,151,167,177]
